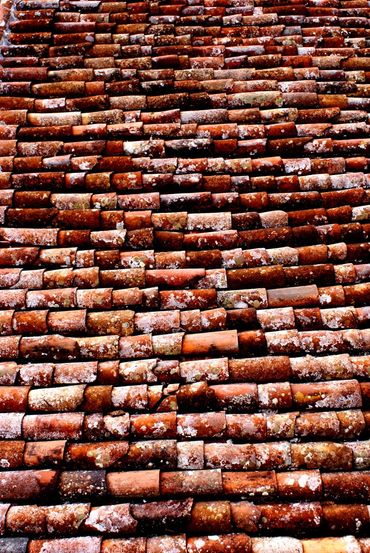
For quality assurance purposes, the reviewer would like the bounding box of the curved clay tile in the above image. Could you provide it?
[0,0,369,549]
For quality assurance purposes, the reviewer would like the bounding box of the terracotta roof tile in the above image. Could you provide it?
[0,0,369,548]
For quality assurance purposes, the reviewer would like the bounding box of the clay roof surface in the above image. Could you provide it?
[0,0,370,550]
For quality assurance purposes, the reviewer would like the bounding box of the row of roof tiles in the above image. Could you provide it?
[2,152,369,176]
[0,151,368,176]
[0,304,370,336]
[0,467,369,501]
[0,534,369,553]
[0,242,368,267]
[1,407,368,441]
[0,276,369,307]
[0,240,368,270]
[1,214,370,247]
[1,129,370,152]
[1,435,369,471]
[0,220,369,249]
[0,201,368,226]
[0,353,369,386]
[0,377,369,412]
[0,499,369,536]
[0,327,369,359]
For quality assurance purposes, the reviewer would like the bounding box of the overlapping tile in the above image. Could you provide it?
[0,0,369,550]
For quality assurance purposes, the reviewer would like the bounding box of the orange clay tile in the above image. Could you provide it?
[0,0,369,550]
